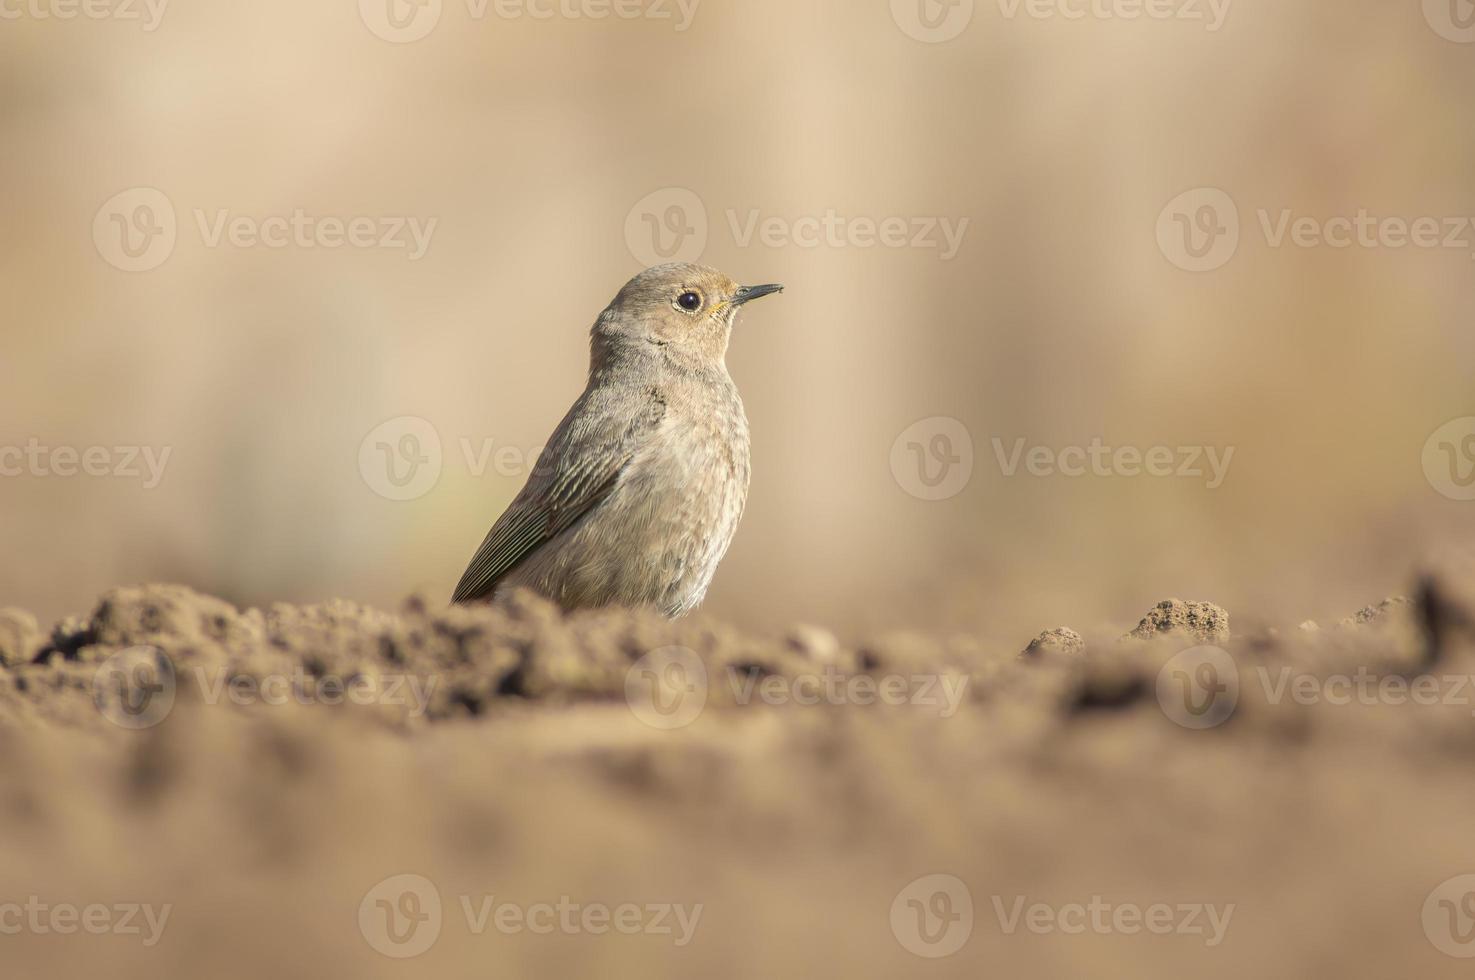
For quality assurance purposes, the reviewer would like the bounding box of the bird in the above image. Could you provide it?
[452,263,783,617]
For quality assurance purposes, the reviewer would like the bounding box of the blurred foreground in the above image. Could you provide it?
[4,553,1475,976]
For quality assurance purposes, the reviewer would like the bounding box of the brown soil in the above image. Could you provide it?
[4,557,1475,977]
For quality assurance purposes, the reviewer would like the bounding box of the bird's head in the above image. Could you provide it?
[592,263,783,370]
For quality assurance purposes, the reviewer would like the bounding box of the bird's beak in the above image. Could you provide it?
[732,283,785,306]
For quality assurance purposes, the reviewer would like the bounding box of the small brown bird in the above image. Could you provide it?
[452,263,783,616]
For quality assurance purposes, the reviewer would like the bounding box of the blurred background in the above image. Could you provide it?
[2,0,1473,645]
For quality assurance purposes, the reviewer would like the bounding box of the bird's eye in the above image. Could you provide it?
[676,291,702,312]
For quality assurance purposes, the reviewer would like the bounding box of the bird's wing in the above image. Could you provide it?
[451,388,664,604]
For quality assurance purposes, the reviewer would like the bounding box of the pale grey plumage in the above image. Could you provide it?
[452,263,782,617]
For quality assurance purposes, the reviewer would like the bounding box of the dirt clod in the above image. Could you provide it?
[1125,598,1231,645]
[1021,627,1085,660]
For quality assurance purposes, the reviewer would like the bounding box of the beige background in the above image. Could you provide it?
[2,0,1473,643]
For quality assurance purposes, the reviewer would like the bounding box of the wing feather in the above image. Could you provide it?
[450,388,662,604]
